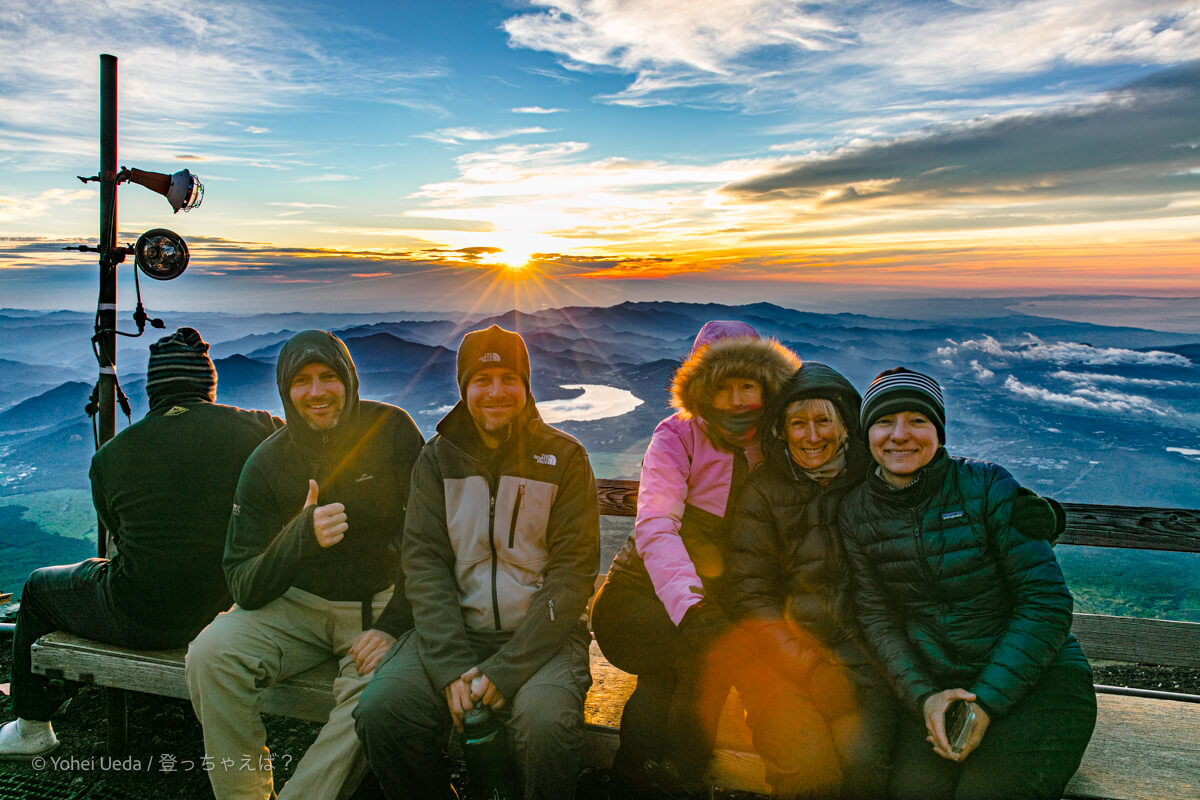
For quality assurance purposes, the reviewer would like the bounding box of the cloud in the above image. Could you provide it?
[1003,375,1170,415]
[1049,370,1197,389]
[0,188,93,222]
[503,1,1200,110]
[418,127,552,145]
[0,0,444,171]
[266,202,340,209]
[512,106,565,114]
[940,334,1192,366]
[298,173,360,183]
[727,65,1200,206]
[968,359,994,380]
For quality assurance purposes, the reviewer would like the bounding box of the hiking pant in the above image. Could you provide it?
[354,628,592,800]
[737,658,897,799]
[9,559,184,721]
[590,578,739,784]
[890,664,1097,800]
[185,586,392,800]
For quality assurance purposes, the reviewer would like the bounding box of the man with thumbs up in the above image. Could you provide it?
[185,330,424,800]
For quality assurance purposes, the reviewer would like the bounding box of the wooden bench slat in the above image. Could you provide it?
[1072,614,1200,668]
[31,628,1200,800]
[1057,504,1200,553]
[1064,693,1200,800]
[31,632,337,723]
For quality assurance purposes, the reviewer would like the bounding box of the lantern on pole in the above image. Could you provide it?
[66,54,206,557]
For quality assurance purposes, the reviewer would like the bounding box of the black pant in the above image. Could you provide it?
[9,559,187,720]
[737,658,896,799]
[590,579,736,784]
[890,664,1097,800]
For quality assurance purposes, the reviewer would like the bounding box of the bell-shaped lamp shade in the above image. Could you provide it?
[135,228,189,280]
[125,168,204,213]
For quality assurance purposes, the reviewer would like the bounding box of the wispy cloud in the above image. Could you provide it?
[504,1,1200,110]
[418,127,552,145]
[0,0,443,171]
[1049,370,1197,389]
[512,106,565,114]
[938,334,1192,367]
[297,173,359,183]
[1003,375,1170,416]
[727,66,1200,215]
[0,188,93,223]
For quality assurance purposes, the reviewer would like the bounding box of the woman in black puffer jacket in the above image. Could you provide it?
[840,367,1096,800]
[728,362,898,799]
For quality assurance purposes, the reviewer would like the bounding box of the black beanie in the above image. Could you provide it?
[456,325,531,398]
[860,366,946,444]
[146,327,217,410]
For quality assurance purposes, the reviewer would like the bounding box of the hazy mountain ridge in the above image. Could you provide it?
[1,301,1197,508]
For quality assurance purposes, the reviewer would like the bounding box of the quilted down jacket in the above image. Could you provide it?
[840,449,1090,718]
[727,362,876,675]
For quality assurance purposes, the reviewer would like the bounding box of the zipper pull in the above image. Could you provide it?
[548,598,556,622]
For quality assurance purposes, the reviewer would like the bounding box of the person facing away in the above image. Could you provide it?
[184,329,425,800]
[354,324,600,800]
[590,320,802,796]
[839,367,1096,800]
[0,327,281,759]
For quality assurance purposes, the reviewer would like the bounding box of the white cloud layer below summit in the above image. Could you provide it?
[938,335,1191,367]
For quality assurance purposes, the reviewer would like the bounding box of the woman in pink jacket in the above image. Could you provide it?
[592,320,801,796]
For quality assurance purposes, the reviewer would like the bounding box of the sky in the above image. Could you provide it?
[2,0,1199,319]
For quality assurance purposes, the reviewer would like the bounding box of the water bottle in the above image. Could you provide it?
[462,701,517,800]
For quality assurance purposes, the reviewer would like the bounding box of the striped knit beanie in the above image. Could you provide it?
[146,327,217,410]
[860,366,946,444]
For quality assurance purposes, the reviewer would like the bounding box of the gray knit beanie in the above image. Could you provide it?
[860,366,946,444]
[146,327,217,410]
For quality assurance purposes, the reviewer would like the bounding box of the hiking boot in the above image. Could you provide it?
[0,718,59,758]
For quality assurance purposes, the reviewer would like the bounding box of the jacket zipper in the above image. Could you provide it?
[489,492,502,631]
[912,507,939,588]
[507,483,525,548]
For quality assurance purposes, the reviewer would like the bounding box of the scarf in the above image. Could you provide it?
[701,404,764,448]
[798,445,847,485]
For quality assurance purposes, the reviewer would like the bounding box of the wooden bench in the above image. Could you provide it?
[30,482,1200,799]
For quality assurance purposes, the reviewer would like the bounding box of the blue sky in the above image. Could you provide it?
[2,1,1199,318]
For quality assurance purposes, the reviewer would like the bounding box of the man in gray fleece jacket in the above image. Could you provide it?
[355,325,600,800]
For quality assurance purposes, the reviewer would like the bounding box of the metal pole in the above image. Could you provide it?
[96,53,118,558]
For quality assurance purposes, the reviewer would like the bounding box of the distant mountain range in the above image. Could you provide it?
[2,300,1198,508]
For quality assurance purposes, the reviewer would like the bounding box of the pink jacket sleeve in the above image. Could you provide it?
[634,415,734,626]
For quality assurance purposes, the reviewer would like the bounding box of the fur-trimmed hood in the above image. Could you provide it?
[670,322,802,418]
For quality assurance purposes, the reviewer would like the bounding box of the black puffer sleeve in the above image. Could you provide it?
[968,464,1075,716]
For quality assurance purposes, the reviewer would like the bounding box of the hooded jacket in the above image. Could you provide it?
[223,330,425,637]
[840,449,1090,718]
[607,325,801,626]
[402,399,600,703]
[726,363,876,675]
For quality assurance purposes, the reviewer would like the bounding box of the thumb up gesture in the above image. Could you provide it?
[305,479,347,548]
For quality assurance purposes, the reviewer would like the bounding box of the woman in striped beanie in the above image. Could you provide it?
[839,367,1097,800]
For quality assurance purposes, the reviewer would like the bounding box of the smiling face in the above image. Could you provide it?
[710,377,763,412]
[465,366,528,447]
[288,361,346,431]
[868,410,940,488]
[782,398,845,470]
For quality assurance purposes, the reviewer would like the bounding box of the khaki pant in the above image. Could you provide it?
[185,587,392,800]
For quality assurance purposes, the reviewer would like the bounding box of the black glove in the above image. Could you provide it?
[1011,488,1067,544]
[678,600,732,654]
